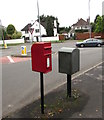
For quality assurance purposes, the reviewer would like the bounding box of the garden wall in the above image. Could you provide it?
[76,33,104,40]
[0,38,24,44]
[33,36,59,42]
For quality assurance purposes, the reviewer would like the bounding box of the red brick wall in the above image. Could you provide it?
[76,33,104,40]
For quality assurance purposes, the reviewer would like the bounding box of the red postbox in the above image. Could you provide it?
[31,42,52,73]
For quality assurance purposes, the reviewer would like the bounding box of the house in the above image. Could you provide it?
[21,20,47,42]
[0,19,2,26]
[69,18,90,38]
[21,23,32,40]
[31,21,47,40]
[0,19,5,29]
[0,19,6,40]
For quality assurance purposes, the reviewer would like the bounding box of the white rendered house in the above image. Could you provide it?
[21,20,47,42]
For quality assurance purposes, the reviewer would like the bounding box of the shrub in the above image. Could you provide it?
[12,31,22,39]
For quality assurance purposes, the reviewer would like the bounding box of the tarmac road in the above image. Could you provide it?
[1,41,103,117]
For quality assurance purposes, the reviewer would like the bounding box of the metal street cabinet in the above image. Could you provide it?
[31,42,52,73]
[58,47,80,75]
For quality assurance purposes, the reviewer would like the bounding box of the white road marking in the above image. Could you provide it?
[7,56,14,63]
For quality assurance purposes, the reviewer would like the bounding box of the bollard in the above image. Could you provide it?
[4,43,7,48]
[21,46,27,56]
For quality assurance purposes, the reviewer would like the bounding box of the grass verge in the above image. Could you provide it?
[77,40,84,42]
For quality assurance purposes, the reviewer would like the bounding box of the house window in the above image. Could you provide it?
[35,29,39,33]
[25,31,29,34]
[77,27,80,29]
[85,26,87,29]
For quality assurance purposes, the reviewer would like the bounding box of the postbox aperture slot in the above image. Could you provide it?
[44,46,52,50]
[44,53,51,56]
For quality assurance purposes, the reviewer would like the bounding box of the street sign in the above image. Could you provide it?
[29,28,34,34]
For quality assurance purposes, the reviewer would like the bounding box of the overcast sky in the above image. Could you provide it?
[0,0,103,31]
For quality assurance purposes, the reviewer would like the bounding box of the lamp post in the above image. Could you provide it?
[37,0,42,42]
[103,1,104,15]
[0,20,6,48]
[89,0,91,38]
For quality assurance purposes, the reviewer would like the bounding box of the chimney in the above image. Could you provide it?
[31,20,34,25]
[87,18,90,24]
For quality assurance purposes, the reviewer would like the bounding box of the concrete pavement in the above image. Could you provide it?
[4,62,103,119]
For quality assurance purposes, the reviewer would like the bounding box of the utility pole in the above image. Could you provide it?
[37,0,42,42]
[0,20,6,48]
[89,0,91,38]
[102,1,104,15]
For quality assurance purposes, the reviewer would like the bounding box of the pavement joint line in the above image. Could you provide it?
[72,61,104,80]
[7,56,15,63]
[49,61,104,93]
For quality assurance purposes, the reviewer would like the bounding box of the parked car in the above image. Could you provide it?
[76,38,103,47]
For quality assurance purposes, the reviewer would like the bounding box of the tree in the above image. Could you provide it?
[95,16,104,33]
[2,29,8,40]
[90,15,99,32]
[0,27,3,39]
[40,14,46,22]
[91,15,104,33]
[94,14,100,23]
[6,24,22,39]
[90,22,95,32]
[102,15,104,32]
[46,16,53,36]
[39,15,60,36]
[7,24,15,36]
[59,26,71,34]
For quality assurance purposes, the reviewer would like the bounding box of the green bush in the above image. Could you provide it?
[12,31,22,39]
